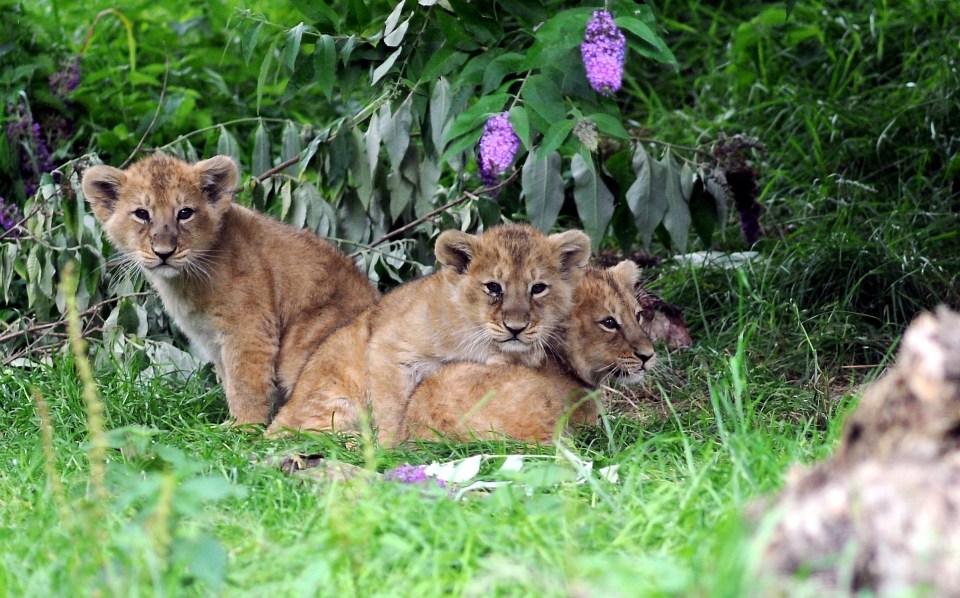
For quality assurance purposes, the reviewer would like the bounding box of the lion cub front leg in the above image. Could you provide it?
[219,330,280,425]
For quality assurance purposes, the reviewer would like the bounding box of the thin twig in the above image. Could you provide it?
[121,57,169,168]
[0,292,149,345]
[368,171,520,248]
[255,154,302,183]
[0,204,42,242]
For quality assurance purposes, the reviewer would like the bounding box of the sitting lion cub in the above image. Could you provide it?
[399,260,656,442]
[81,153,378,424]
[268,223,592,442]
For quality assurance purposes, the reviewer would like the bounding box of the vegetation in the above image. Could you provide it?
[1,0,958,594]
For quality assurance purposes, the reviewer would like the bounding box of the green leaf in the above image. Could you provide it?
[417,155,442,217]
[418,44,468,83]
[384,17,410,47]
[522,151,564,233]
[279,180,293,221]
[439,127,483,166]
[26,246,41,309]
[252,122,271,177]
[290,183,315,229]
[436,10,480,52]
[525,7,595,67]
[314,35,337,101]
[536,118,576,160]
[660,151,691,252]
[680,162,696,200]
[482,52,525,95]
[372,46,403,85]
[256,39,278,114]
[309,194,337,237]
[509,106,531,150]
[281,121,302,176]
[587,113,630,140]
[626,144,664,249]
[571,154,615,251]
[379,101,413,173]
[522,74,565,124]
[350,127,373,204]
[429,78,453,157]
[282,22,306,73]
[290,0,340,30]
[615,16,677,65]
[388,171,415,223]
[115,298,143,336]
[239,19,263,65]
[383,1,405,37]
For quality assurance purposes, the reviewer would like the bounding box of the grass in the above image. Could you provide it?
[2,0,958,595]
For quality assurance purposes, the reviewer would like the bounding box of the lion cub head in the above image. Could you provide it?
[434,224,591,367]
[81,154,238,281]
[564,261,656,386]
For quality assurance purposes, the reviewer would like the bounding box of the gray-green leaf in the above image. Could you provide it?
[626,144,664,249]
[522,151,564,233]
[217,126,242,167]
[379,101,412,173]
[281,121,302,176]
[252,122,271,177]
[571,153,614,251]
[661,150,691,252]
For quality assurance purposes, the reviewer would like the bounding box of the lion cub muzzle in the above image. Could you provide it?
[151,225,178,264]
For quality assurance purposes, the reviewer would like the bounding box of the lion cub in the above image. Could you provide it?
[268,223,592,442]
[399,260,656,442]
[81,154,378,424]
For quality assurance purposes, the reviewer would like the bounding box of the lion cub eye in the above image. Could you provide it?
[530,282,548,297]
[484,282,503,295]
[177,207,195,221]
[599,316,620,331]
[133,208,150,222]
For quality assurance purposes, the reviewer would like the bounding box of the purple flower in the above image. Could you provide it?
[49,57,81,98]
[581,11,626,95]
[478,112,520,186]
[385,464,446,488]
[0,197,23,238]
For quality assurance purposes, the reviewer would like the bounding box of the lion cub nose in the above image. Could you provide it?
[154,248,175,262]
[636,351,655,368]
[503,321,528,337]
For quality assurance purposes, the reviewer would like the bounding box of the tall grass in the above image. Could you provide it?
[1,0,957,595]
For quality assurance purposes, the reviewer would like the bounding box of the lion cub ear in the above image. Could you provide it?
[81,165,127,222]
[434,230,478,274]
[194,156,239,205]
[609,259,641,288]
[548,229,591,277]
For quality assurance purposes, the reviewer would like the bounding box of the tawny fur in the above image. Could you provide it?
[399,261,657,443]
[81,153,378,424]
[268,223,592,443]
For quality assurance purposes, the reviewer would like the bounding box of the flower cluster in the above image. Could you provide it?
[477,112,520,186]
[710,134,767,245]
[580,11,626,95]
[0,196,23,238]
[6,109,54,198]
[49,57,81,99]
[385,464,446,489]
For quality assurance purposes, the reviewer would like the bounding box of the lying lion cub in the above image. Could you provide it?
[399,260,656,442]
[268,223,592,442]
[81,154,378,424]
